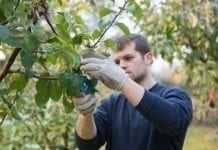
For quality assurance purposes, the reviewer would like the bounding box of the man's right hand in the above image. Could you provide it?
[73,94,96,116]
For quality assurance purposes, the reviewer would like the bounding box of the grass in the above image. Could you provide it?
[183,123,218,150]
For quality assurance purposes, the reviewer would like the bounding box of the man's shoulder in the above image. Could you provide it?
[156,83,191,97]
[157,83,187,91]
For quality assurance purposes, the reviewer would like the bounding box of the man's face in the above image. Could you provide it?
[113,41,153,83]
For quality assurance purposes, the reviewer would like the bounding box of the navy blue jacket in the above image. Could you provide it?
[75,83,193,150]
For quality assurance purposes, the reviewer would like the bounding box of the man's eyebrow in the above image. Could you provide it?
[123,54,134,57]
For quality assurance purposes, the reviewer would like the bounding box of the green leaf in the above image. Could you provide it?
[69,52,81,69]
[11,107,21,120]
[127,2,143,21]
[35,90,50,107]
[59,72,97,96]
[58,73,82,96]
[35,73,51,107]
[23,31,39,52]
[116,22,130,36]
[24,70,36,78]
[57,23,71,41]
[9,74,28,92]
[49,81,62,101]
[99,7,113,17]
[74,14,85,25]
[12,11,27,25]
[0,25,10,41]
[72,34,92,44]
[98,19,110,31]
[0,8,6,23]
[55,13,71,42]
[31,25,48,42]
[57,0,62,5]
[42,42,62,53]
[104,39,117,50]
[58,73,97,96]
[0,0,17,17]
[72,34,83,44]
[47,37,59,43]
[0,25,22,47]
[133,3,142,21]
[92,29,101,40]
[20,50,37,69]
[0,106,7,118]
[63,96,74,114]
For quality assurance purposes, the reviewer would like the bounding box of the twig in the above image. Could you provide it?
[33,108,52,149]
[14,0,20,11]
[0,48,21,82]
[92,1,128,48]
[8,70,58,80]
[63,123,70,149]
[44,15,57,35]
[0,92,19,126]
[39,0,57,35]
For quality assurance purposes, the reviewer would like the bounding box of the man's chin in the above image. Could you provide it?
[128,74,134,79]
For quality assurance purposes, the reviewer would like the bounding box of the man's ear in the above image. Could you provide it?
[144,52,153,64]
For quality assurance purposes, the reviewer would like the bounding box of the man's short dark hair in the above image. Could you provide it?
[116,34,150,56]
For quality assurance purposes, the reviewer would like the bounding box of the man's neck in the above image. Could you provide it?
[140,74,156,90]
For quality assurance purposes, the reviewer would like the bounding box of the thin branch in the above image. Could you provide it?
[44,15,57,35]
[40,0,57,35]
[0,92,19,126]
[92,1,128,48]
[8,70,58,80]
[0,48,21,82]
[14,0,20,11]
[33,107,52,149]
[33,75,58,80]
[63,123,70,150]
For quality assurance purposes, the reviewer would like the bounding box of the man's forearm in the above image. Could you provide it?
[76,114,97,139]
[121,77,145,106]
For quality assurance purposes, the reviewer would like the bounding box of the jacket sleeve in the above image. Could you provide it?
[135,87,193,135]
[75,96,113,149]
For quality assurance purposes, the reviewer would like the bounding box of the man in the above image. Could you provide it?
[73,34,193,150]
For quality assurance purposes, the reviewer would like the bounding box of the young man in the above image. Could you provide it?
[73,34,193,150]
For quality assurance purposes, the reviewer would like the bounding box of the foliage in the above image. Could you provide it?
[138,0,218,119]
[0,0,144,149]
[0,0,218,148]
[184,124,218,150]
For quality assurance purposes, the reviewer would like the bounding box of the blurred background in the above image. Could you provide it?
[0,0,218,149]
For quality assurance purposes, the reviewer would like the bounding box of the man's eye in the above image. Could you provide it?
[115,60,119,64]
[125,57,133,61]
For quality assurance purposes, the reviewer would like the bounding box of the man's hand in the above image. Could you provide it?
[80,57,128,90]
[73,94,96,116]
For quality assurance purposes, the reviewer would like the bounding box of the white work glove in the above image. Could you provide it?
[73,94,96,116]
[80,57,128,90]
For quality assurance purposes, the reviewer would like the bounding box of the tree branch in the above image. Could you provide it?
[92,1,128,48]
[8,69,58,80]
[0,48,21,82]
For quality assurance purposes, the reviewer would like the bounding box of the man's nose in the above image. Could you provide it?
[119,60,127,69]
